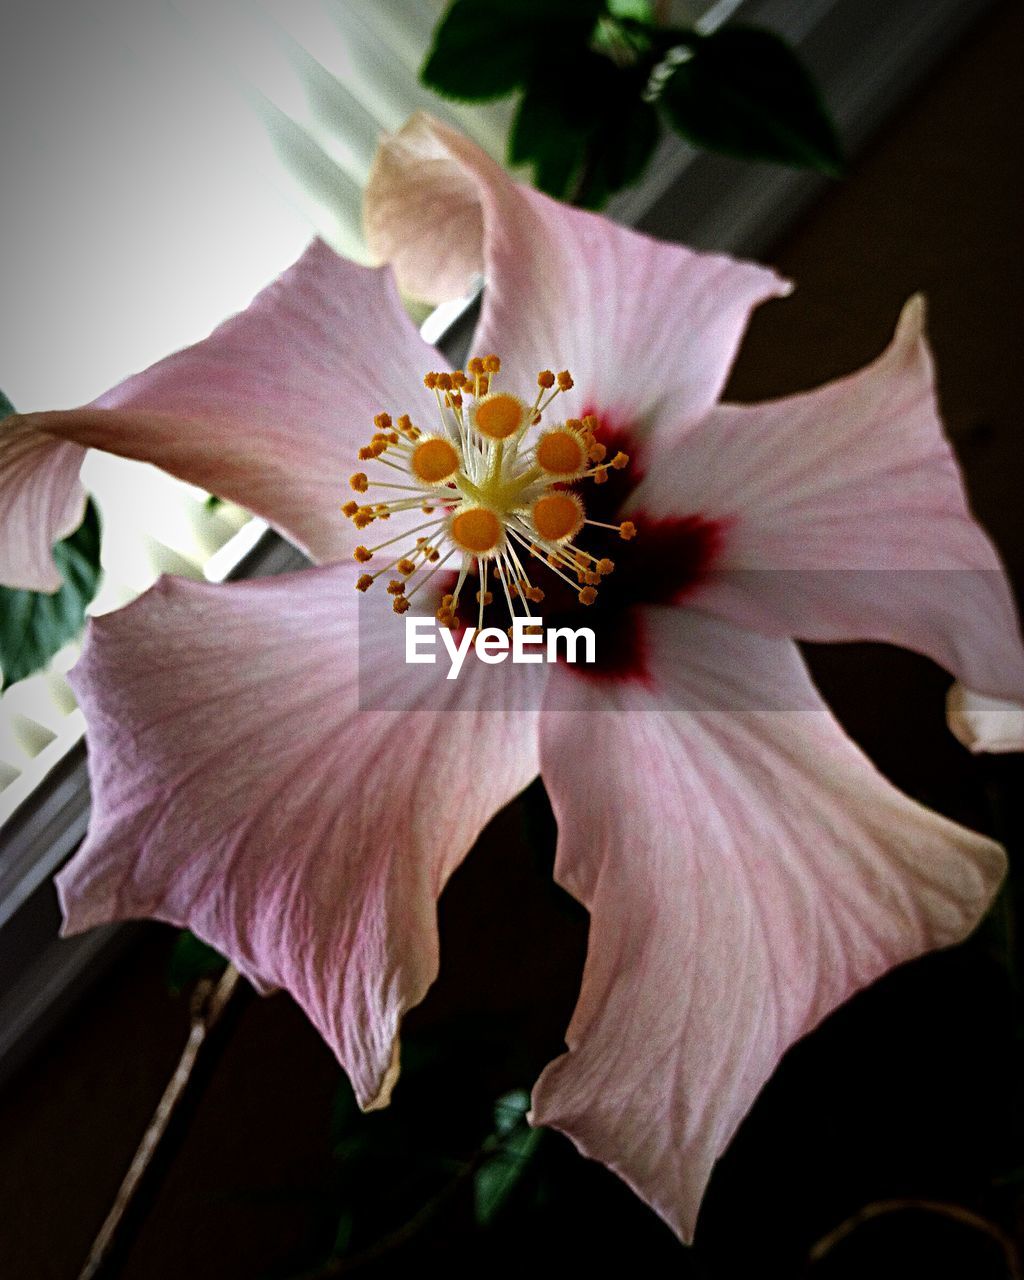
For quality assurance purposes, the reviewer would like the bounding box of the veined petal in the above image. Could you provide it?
[57,563,539,1108]
[0,417,86,591]
[533,607,1005,1242]
[632,296,1024,714]
[365,113,790,442]
[1,240,446,589]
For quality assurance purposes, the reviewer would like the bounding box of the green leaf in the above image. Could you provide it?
[607,0,653,19]
[659,25,843,174]
[167,929,229,995]
[510,51,660,207]
[0,494,102,690]
[509,74,593,200]
[473,1088,543,1226]
[422,0,605,102]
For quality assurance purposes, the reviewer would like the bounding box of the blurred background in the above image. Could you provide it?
[0,1,1022,1276]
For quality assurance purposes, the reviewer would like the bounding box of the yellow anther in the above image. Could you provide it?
[593,467,609,485]
[584,571,601,586]
[437,609,456,628]
[597,558,615,575]
[588,442,607,463]
[341,500,359,517]
[556,370,573,391]
[411,436,460,484]
[393,597,411,614]
[354,545,372,562]
[353,511,374,529]
[538,370,555,388]
[477,374,490,395]
[374,413,392,430]
[422,505,435,514]
[451,506,503,554]
[424,372,439,389]
[350,473,368,492]
[356,574,373,592]
[386,579,405,595]
[473,393,524,440]
[358,446,375,460]
[619,521,637,540]
[396,558,416,575]
[483,354,501,373]
[427,548,440,562]
[578,586,597,605]
[467,356,485,375]
[536,428,586,476]
[476,589,494,605]
[526,586,545,603]
[437,372,453,391]
[532,492,584,543]
[583,414,598,430]
[441,594,455,609]
[397,414,414,434]
[611,451,629,470]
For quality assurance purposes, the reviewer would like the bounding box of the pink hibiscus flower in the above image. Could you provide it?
[2,114,1023,1241]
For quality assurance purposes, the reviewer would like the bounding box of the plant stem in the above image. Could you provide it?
[807,1198,1022,1277]
[76,964,241,1280]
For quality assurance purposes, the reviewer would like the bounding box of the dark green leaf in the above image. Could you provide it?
[659,25,843,174]
[167,929,229,995]
[607,0,653,19]
[509,74,593,201]
[422,0,605,102]
[330,1208,355,1258]
[0,495,102,690]
[474,1088,543,1225]
[510,50,660,207]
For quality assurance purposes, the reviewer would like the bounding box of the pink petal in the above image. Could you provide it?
[532,606,1005,1242]
[0,415,86,591]
[57,564,540,1108]
[947,683,1024,754]
[631,295,1024,712]
[365,113,790,440]
[2,240,447,587]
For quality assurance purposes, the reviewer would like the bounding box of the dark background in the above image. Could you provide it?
[0,2,1022,1276]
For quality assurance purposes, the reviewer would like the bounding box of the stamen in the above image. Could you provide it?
[473,393,526,441]
[411,436,460,484]
[349,356,632,626]
[536,428,587,476]
[450,507,503,555]
[531,492,584,543]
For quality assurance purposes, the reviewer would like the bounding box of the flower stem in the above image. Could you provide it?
[76,963,241,1280]
[807,1198,1022,1277]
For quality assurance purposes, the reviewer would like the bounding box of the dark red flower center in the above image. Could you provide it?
[439,413,726,682]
